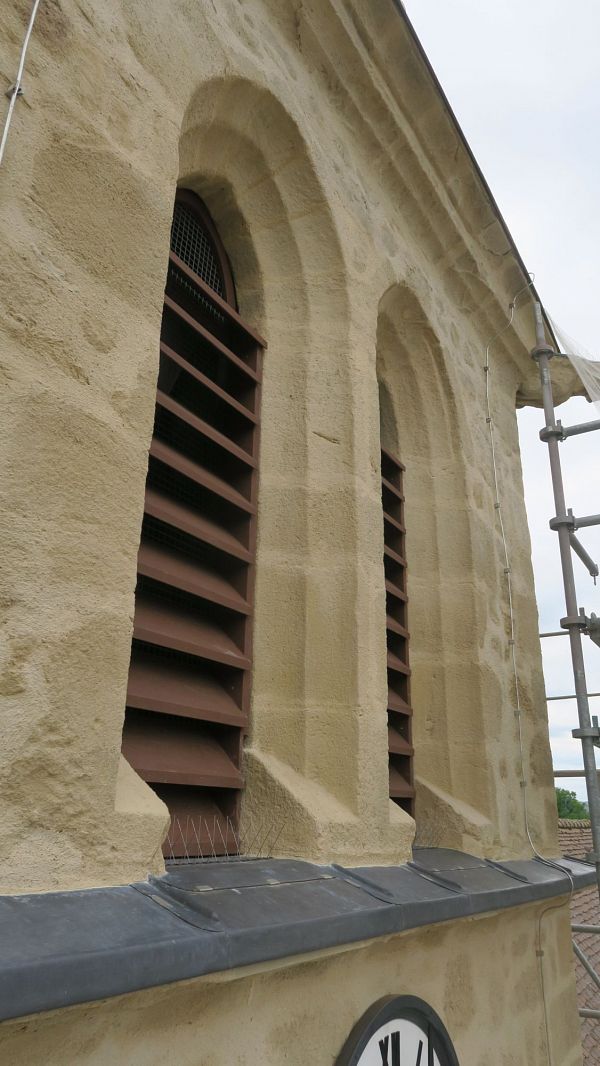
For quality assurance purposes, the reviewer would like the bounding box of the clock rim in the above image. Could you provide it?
[335,995,459,1066]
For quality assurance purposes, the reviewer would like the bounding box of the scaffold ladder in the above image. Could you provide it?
[533,302,600,1020]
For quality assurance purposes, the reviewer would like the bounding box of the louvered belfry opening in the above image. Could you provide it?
[122,189,264,858]
[381,448,415,816]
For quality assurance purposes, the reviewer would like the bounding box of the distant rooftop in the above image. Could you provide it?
[559,819,600,1065]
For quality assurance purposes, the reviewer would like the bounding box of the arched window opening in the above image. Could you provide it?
[121,190,264,859]
[379,383,415,818]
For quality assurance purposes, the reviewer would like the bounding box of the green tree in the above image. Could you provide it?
[556,787,589,819]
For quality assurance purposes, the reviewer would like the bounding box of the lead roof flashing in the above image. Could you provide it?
[0,848,593,1022]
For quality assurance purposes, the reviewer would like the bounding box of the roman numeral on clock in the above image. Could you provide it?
[378,1034,425,1065]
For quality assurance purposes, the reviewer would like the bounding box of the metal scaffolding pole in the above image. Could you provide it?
[532,302,600,903]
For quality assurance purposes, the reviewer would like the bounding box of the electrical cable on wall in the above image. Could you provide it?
[483,286,575,1066]
[0,0,42,168]
[483,280,572,874]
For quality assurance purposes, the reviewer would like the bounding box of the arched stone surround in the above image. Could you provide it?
[376,283,558,857]
[178,79,414,864]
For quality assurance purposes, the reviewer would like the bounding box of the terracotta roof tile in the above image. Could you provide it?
[558,820,600,1064]
[559,819,594,863]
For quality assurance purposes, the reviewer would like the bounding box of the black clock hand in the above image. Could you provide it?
[416,1039,424,1066]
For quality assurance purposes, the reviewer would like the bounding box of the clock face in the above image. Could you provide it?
[336,997,458,1066]
[355,1017,440,1065]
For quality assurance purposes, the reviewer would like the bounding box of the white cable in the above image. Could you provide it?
[484,285,575,1066]
[483,288,576,879]
[0,0,42,168]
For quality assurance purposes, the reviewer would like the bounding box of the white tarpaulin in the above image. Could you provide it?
[549,315,600,416]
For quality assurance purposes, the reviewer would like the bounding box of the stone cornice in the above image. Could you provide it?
[292,0,579,402]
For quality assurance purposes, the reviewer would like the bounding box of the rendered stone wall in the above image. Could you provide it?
[0,0,572,891]
[0,902,582,1066]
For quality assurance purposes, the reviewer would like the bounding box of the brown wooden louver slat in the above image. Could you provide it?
[381,447,415,817]
[121,190,264,858]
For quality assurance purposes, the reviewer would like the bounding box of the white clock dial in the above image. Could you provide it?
[356,1017,440,1065]
[335,997,457,1066]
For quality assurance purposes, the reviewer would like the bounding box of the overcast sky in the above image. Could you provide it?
[406,1,600,802]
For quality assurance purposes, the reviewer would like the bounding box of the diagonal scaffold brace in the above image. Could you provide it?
[532,301,600,905]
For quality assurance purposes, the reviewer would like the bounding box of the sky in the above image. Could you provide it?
[405,1,600,802]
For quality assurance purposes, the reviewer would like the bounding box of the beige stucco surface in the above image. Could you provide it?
[0,0,576,893]
[0,901,582,1066]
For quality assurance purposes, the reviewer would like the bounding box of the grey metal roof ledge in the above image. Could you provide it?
[0,848,593,1022]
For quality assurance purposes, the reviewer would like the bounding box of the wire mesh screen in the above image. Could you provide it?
[170,201,225,297]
